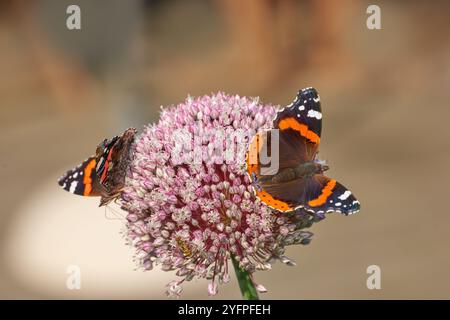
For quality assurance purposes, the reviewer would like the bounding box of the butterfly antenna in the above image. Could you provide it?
[104,204,127,223]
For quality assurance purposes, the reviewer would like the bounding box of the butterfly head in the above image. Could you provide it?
[314,158,329,172]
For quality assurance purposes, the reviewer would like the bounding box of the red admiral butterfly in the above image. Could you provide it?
[246,87,360,215]
[58,128,137,206]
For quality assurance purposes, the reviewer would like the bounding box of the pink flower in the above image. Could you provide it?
[120,93,315,297]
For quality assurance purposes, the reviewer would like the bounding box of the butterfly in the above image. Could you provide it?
[58,128,137,206]
[246,87,360,216]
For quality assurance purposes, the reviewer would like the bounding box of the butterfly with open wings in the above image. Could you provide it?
[246,87,360,216]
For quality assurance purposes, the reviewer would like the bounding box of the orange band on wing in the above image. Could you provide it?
[257,190,293,212]
[246,133,262,175]
[308,179,336,207]
[246,132,293,212]
[278,117,320,144]
[83,159,97,196]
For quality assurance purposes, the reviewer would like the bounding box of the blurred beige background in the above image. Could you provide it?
[1,0,450,299]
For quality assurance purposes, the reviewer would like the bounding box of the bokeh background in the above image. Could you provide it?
[1,0,450,299]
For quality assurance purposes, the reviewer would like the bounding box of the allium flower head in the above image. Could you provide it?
[120,93,316,296]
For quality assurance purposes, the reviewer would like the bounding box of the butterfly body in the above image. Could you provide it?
[257,161,324,184]
[246,87,360,215]
[58,128,137,206]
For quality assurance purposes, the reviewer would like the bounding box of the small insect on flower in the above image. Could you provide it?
[176,237,192,257]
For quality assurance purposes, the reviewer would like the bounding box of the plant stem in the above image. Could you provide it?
[231,255,259,300]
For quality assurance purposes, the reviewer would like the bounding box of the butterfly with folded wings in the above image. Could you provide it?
[58,128,137,206]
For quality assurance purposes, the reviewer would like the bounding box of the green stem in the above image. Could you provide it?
[231,256,259,300]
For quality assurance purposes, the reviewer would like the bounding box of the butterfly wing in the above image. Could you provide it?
[303,175,361,215]
[95,128,136,191]
[274,87,322,136]
[273,86,322,155]
[247,87,323,174]
[95,135,120,186]
[251,174,360,215]
[253,178,308,212]
[58,157,104,197]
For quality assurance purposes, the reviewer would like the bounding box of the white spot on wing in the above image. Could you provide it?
[69,181,78,193]
[96,157,104,171]
[338,191,352,200]
[307,110,322,119]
